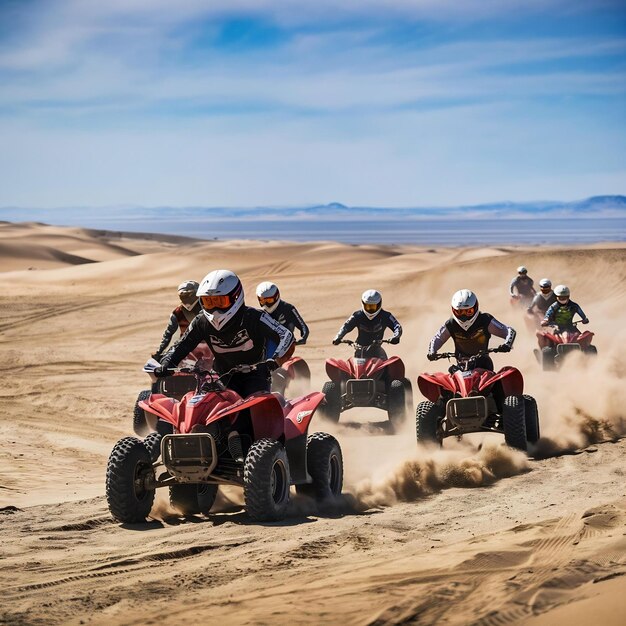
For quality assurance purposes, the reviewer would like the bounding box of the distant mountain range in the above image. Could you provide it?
[1,195,625,223]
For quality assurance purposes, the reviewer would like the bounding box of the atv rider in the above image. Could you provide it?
[540,284,589,334]
[155,270,294,398]
[427,289,516,370]
[152,280,201,361]
[332,290,402,359]
[527,278,557,316]
[510,266,536,306]
[256,281,309,346]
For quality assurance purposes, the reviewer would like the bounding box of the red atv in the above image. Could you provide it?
[416,348,539,452]
[535,320,596,371]
[107,361,343,523]
[133,344,213,436]
[319,339,412,426]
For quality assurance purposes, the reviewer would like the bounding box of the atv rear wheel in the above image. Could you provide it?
[244,438,290,522]
[416,400,442,444]
[541,347,556,371]
[169,483,218,516]
[106,437,155,523]
[320,381,341,423]
[296,433,343,500]
[502,395,527,451]
[143,432,162,463]
[133,390,152,436]
[387,379,406,424]
[523,395,540,444]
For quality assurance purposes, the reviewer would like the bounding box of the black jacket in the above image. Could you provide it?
[160,306,293,374]
[268,300,309,342]
[429,312,516,358]
[335,309,402,346]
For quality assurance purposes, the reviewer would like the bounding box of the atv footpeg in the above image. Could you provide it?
[161,433,217,482]
[446,396,488,430]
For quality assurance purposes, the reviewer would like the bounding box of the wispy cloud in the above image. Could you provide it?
[0,0,624,206]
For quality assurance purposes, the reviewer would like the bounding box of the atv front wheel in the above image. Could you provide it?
[133,390,152,436]
[502,395,527,451]
[416,400,442,444]
[523,395,540,444]
[585,345,598,356]
[244,439,290,522]
[320,381,341,423]
[143,432,162,463]
[387,379,406,424]
[106,437,155,523]
[296,433,343,500]
[170,483,218,516]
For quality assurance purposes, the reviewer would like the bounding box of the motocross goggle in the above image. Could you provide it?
[200,283,242,311]
[452,304,477,321]
[557,296,570,304]
[363,301,381,314]
[258,293,279,307]
[178,290,198,306]
[540,286,552,293]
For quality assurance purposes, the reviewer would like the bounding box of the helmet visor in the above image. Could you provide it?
[452,304,477,321]
[200,294,233,311]
[363,302,380,314]
[557,296,569,304]
[258,294,279,307]
[179,290,198,306]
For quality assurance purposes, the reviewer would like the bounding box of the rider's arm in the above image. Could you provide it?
[258,311,294,358]
[334,313,358,342]
[154,313,179,357]
[543,302,557,324]
[428,324,450,355]
[488,317,516,348]
[385,312,402,340]
[527,295,539,314]
[289,305,309,343]
[509,277,518,296]
[574,303,589,322]
[159,317,203,370]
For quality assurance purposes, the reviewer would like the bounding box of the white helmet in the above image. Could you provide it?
[362,289,382,320]
[197,270,244,330]
[539,278,552,289]
[517,266,528,275]
[554,284,570,300]
[256,281,280,314]
[177,279,199,311]
[451,289,479,330]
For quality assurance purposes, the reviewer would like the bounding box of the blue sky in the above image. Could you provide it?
[0,0,624,208]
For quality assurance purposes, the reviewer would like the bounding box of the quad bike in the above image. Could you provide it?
[133,343,213,436]
[535,320,596,371]
[107,360,343,523]
[319,339,412,426]
[415,348,539,452]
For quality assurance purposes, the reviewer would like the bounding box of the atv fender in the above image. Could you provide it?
[478,366,524,396]
[282,356,311,381]
[284,392,325,440]
[210,392,286,441]
[418,373,457,402]
[139,394,177,422]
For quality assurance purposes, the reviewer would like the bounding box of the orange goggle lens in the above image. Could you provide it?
[453,304,477,318]
[200,294,232,310]
[258,295,278,307]
[363,302,379,313]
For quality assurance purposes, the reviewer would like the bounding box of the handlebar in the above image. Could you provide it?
[338,339,390,349]
[430,347,504,362]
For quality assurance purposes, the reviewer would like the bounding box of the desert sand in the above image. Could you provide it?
[0,221,624,625]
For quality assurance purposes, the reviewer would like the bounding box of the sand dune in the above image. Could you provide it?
[0,222,624,625]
